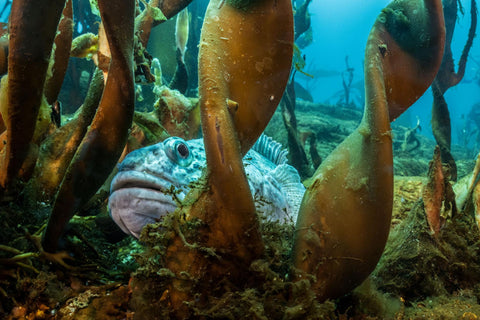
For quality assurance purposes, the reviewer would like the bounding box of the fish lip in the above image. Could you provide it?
[110,170,181,193]
[108,187,179,238]
[110,187,179,205]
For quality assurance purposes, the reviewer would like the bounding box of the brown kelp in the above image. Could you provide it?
[44,0,73,108]
[293,0,445,301]
[431,0,477,182]
[0,0,194,254]
[281,75,315,179]
[0,0,462,317]
[169,7,190,93]
[42,0,136,253]
[135,0,192,48]
[160,0,294,316]
[423,146,456,237]
[137,0,445,315]
[29,68,104,202]
[0,0,66,190]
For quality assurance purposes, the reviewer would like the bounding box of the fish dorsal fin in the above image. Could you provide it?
[271,164,305,221]
[252,134,288,165]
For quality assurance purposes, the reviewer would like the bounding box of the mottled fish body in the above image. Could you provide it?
[109,135,305,238]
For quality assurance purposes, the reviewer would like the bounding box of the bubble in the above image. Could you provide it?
[224,71,231,83]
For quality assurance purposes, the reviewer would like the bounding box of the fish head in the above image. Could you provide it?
[108,137,205,238]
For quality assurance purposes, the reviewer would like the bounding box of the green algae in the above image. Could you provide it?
[226,0,266,11]
[130,209,337,319]
[374,198,480,300]
[380,0,441,66]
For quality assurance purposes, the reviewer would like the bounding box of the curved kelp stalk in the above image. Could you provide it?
[281,75,314,179]
[135,0,193,48]
[44,0,73,108]
[30,68,104,202]
[42,0,135,253]
[293,0,445,302]
[0,0,66,190]
[162,0,293,316]
[431,0,477,182]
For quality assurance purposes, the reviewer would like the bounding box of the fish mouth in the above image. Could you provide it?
[108,171,186,238]
[110,170,181,193]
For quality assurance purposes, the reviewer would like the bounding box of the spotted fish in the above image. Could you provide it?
[109,135,306,238]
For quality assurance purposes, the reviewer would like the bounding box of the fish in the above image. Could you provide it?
[108,134,306,238]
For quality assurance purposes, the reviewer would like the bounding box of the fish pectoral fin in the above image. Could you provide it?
[271,164,305,221]
[271,164,302,185]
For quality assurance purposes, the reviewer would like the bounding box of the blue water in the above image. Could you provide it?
[298,0,480,145]
[0,0,478,145]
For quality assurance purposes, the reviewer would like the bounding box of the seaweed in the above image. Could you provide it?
[130,210,337,319]
[374,199,480,300]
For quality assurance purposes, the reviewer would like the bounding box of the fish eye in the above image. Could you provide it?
[164,137,193,167]
[176,142,189,159]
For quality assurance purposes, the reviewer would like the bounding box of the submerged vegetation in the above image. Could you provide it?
[0,0,479,319]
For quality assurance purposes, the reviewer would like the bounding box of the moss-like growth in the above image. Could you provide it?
[226,0,266,11]
[130,209,338,319]
[373,199,480,300]
[380,0,442,66]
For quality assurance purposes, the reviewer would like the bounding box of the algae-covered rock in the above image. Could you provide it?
[373,198,480,300]
[129,213,337,319]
